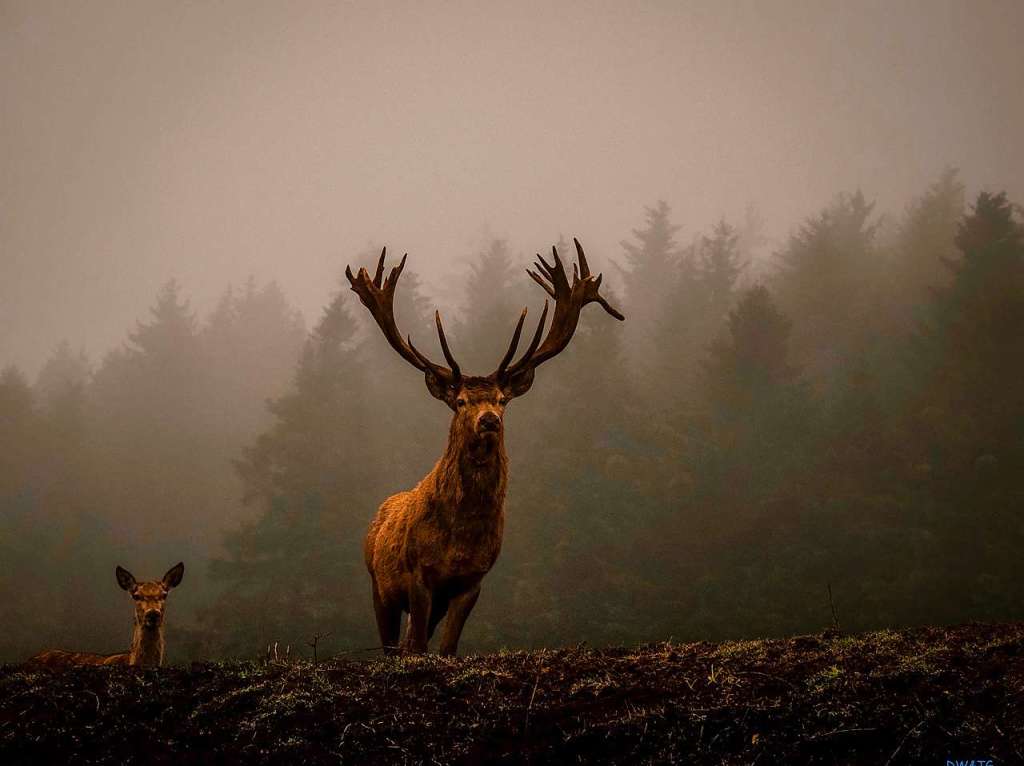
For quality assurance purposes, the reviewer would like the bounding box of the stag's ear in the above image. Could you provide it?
[424,371,458,410]
[505,367,536,399]
[162,562,185,589]
[116,566,136,592]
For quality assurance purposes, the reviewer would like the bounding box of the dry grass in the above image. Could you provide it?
[2,622,1022,764]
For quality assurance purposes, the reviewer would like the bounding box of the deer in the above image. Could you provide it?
[27,562,184,669]
[347,239,623,656]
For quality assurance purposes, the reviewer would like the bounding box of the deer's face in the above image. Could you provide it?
[131,581,170,629]
[116,562,184,631]
[451,378,510,444]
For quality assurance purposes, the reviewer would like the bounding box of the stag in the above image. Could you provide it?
[347,239,623,655]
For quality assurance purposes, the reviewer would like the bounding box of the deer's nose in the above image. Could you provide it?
[478,412,501,432]
[144,610,161,626]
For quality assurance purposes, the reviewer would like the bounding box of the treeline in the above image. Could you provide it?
[2,170,1022,661]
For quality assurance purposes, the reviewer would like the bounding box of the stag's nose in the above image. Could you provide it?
[478,411,501,433]
[144,610,161,626]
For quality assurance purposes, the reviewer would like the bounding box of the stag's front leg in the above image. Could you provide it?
[402,575,432,654]
[438,584,481,657]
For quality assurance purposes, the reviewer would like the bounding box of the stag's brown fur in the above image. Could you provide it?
[365,380,509,655]
[27,562,184,669]
[348,241,623,655]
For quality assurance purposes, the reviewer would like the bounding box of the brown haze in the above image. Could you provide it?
[2,0,1023,374]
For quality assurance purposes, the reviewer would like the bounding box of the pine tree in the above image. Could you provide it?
[890,167,965,318]
[0,366,45,658]
[204,288,378,656]
[773,191,881,388]
[618,201,685,365]
[683,287,823,638]
[455,238,532,371]
[34,341,91,416]
[908,190,1024,620]
[698,219,745,325]
[88,279,208,562]
[702,285,801,419]
[916,191,1024,476]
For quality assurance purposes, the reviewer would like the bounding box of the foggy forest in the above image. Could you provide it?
[4,4,1024,761]
[2,0,1023,666]
[3,170,1023,664]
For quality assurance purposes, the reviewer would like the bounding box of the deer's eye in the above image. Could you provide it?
[456,398,466,408]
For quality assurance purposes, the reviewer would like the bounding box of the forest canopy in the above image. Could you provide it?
[2,173,1022,662]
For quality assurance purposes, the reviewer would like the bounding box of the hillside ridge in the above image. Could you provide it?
[2,622,1022,764]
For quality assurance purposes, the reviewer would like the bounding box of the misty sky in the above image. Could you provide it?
[3,0,1022,376]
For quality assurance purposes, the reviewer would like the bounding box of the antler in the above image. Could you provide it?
[346,248,461,389]
[493,238,624,382]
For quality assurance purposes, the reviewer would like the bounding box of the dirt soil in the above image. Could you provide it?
[2,622,1022,765]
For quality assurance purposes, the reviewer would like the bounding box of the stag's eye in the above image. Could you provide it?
[456,398,466,408]
[497,395,508,405]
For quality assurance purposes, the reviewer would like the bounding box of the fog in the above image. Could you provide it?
[3,0,1022,374]
[2,2,1024,662]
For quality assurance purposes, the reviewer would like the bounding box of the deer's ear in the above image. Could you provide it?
[162,562,185,589]
[116,566,136,592]
[506,367,536,399]
[424,371,458,410]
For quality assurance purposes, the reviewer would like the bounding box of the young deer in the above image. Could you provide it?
[27,562,185,668]
[347,239,623,655]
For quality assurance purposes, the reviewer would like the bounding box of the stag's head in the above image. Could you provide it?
[116,562,184,631]
[346,239,624,447]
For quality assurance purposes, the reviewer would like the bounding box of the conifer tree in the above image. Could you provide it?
[205,288,377,656]
[698,219,745,324]
[618,201,685,365]
[773,191,881,388]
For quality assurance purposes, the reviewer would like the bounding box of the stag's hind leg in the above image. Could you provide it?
[371,581,402,654]
[438,584,481,657]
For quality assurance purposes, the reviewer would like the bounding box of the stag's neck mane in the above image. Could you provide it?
[433,417,508,516]
[129,624,164,667]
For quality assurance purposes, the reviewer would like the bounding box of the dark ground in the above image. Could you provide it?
[2,622,1022,765]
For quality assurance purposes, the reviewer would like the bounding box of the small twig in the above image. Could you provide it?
[807,726,877,741]
[884,719,925,766]
[308,632,332,665]
[523,671,542,734]
[827,583,841,635]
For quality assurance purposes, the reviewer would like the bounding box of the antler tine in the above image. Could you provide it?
[574,237,591,278]
[385,253,408,289]
[517,300,549,366]
[373,247,387,288]
[496,307,528,374]
[345,250,458,389]
[533,254,555,280]
[527,268,557,299]
[550,245,570,292]
[434,311,461,380]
